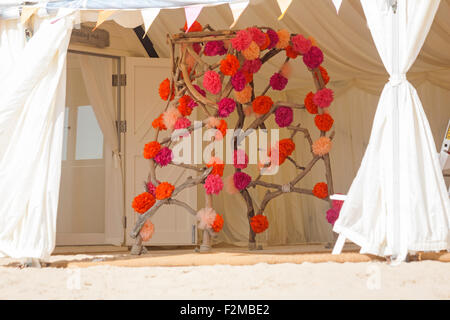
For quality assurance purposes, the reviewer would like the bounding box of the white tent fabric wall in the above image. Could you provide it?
[79,55,124,246]
[0,15,75,259]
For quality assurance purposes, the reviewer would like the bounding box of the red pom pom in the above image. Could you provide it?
[314,113,334,132]
[313,182,328,199]
[250,214,269,233]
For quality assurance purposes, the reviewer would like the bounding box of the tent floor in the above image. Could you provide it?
[18,243,446,268]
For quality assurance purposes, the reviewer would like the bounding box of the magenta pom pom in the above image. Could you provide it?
[291,34,311,54]
[269,72,288,91]
[203,70,222,95]
[303,46,323,69]
[192,42,202,54]
[242,58,262,74]
[231,71,246,92]
[313,88,334,108]
[233,149,249,169]
[204,41,227,56]
[247,27,266,47]
[154,147,173,167]
[266,29,279,49]
[204,174,224,195]
[174,117,191,130]
[233,171,251,190]
[275,106,293,128]
[187,99,198,109]
[217,98,236,118]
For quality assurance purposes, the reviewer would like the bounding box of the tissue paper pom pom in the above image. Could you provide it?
[159,78,174,101]
[178,104,193,117]
[326,207,339,226]
[233,171,251,190]
[193,84,206,97]
[314,113,334,132]
[225,175,239,194]
[270,72,288,91]
[231,29,252,51]
[270,138,295,165]
[220,54,240,76]
[319,66,330,85]
[204,40,227,56]
[291,34,311,54]
[275,106,293,128]
[155,182,175,200]
[250,214,269,233]
[280,62,292,79]
[231,71,246,92]
[233,149,249,169]
[203,70,221,94]
[162,107,181,130]
[242,41,260,60]
[146,181,157,196]
[252,96,273,115]
[187,99,198,109]
[174,117,191,130]
[247,27,266,46]
[217,98,236,118]
[204,174,223,195]
[184,21,202,32]
[242,70,253,83]
[266,29,279,49]
[275,29,290,49]
[313,88,334,108]
[313,182,328,199]
[206,116,220,129]
[196,207,216,230]
[132,192,155,214]
[260,33,271,50]
[312,137,332,156]
[154,147,173,166]
[211,214,224,233]
[152,113,167,130]
[242,58,262,74]
[303,46,323,69]
[304,92,318,114]
[216,119,227,140]
[143,141,161,159]
[206,157,225,177]
[234,85,252,104]
[140,220,155,241]
[285,45,299,59]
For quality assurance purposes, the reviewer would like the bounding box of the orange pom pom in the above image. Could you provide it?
[159,78,174,101]
[216,119,227,139]
[242,70,253,83]
[285,45,299,59]
[250,214,269,233]
[234,85,252,104]
[242,41,260,60]
[184,21,203,32]
[132,192,156,214]
[313,182,328,199]
[143,141,161,159]
[211,214,224,233]
[275,29,290,49]
[304,92,318,114]
[178,95,193,116]
[314,113,334,132]
[252,96,273,115]
[140,220,155,241]
[312,136,332,156]
[155,182,175,200]
[319,66,330,85]
[220,54,240,76]
[260,33,270,50]
[207,157,225,177]
[152,113,167,130]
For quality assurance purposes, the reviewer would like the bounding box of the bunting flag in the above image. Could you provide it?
[276,0,292,20]
[331,0,343,13]
[93,10,117,31]
[185,5,203,32]
[141,8,161,37]
[229,0,249,28]
[20,6,39,25]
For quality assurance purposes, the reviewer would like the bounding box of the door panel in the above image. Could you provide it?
[125,58,197,246]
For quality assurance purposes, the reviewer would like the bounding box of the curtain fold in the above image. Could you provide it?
[333,0,450,261]
[0,14,75,259]
[79,55,124,246]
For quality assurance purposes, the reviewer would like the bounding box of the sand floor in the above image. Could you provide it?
[0,245,449,299]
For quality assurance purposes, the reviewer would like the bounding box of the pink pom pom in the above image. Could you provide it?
[231,30,252,51]
[275,106,293,128]
[204,174,224,195]
[146,181,157,197]
[174,117,191,135]
[225,175,239,194]
[247,27,266,47]
[204,41,227,56]
[196,207,217,229]
[303,46,323,69]
[270,72,288,91]
[231,71,246,92]
[312,137,332,156]
[162,107,181,130]
[233,149,249,169]
[154,147,173,166]
[242,58,262,74]
[233,171,251,190]
[291,34,311,54]
[140,220,155,241]
[217,98,236,118]
[188,99,198,109]
[266,29,279,49]
[203,70,222,95]
[313,88,334,108]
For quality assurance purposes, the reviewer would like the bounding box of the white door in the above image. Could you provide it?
[125,57,197,246]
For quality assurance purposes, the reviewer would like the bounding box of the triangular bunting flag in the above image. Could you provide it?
[185,5,203,32]
[277,0,292,20]
[141,8,160,37]
[21,7,39,25]
[331,0,343,13]
[93,10,117,31]
[229,1,249,28]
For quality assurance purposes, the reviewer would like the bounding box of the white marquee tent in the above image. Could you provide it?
[0,0,449,262]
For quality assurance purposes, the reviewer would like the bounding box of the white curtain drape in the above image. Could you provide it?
[333,0,450,261]
[0,15,75,259]
[79,55,124,246]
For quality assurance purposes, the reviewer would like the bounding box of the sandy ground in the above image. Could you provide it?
[0,258,449,299]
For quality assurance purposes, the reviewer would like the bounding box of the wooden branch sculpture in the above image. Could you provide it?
[129,22,336,254]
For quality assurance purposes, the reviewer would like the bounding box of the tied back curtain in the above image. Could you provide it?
[333,0,450,261]
[0,15,75,259]
[79,55,124,246]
